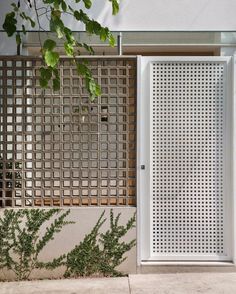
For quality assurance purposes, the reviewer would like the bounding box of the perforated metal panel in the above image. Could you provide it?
[0,57,136,207]
[150,59,231,260]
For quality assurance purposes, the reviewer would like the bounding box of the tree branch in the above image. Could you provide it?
[33,0,44,49]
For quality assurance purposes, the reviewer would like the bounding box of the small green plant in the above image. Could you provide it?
[65,210,136,278]
[0,209,72,280]
[64,211,106,278]
[98,210,136,277]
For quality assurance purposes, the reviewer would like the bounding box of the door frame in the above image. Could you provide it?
[137,56,235,265]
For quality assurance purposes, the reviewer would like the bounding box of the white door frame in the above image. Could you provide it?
[137,56,235,265]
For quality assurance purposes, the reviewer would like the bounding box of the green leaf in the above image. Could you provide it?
[92,21,102,35]
[22,25,26,35]
[78,43,94,55]
[85,21,94,34]
[39,78,48,88]
[68,5,74,12]
[108,33,115,47]
[56,26,64,39]
[61,1,67,12]
[51,11,64,39]
[95,83,102,96]
[51,9,61,18]
[3,12,17,37]
[76,62,90,76]
[19,12,36,28]
[64,27,75,45]
[74,11,80,21]
[87,78,101,101]
[19,12,25,19]
[53,0,60,10]
[49,18,55,31]
[83,43,94,54]
[28,17,36,28]
[16,34,21,45]
[54,21,64,38]
[83,0,92,9]
[64,42,74,57]
[53,78,60,91]
[110,0,119,15]
[11,3,19,12]
[100,28,108,42]
[43,39,56,51]
[43,0,55,3]
[53,68,59,78]
[40,67,52,80]
[74,9,89,23]
[45,51,59,67]
[85,20,101,35]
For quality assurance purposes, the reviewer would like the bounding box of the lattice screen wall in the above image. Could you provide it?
[151,61,227,257]
[0,57,136,207]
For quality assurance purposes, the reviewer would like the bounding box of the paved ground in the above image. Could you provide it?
[129,273,236,294]
[1,273,236,294]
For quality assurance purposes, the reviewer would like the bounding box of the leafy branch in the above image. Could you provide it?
[2,0,120,100]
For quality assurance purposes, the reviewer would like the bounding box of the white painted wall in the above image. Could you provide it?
[0,207,137,280]
[0,34,18,55]
[1,0,236,32]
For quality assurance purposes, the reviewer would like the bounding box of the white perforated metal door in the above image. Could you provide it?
[138,57,232,262]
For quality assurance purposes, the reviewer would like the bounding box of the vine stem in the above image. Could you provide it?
[33,0,43,52]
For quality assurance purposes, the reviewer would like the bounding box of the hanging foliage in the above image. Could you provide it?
[2,0,120,100]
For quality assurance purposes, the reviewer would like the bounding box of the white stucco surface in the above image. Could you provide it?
[1,0,236,32]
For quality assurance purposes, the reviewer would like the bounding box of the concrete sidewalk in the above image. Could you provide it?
[1,273,236,294]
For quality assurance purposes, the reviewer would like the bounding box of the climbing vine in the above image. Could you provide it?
[0,209,73,280]
[0,209,135,280]
[65,210,136,278]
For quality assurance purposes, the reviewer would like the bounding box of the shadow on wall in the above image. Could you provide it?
[0,34,17,55]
